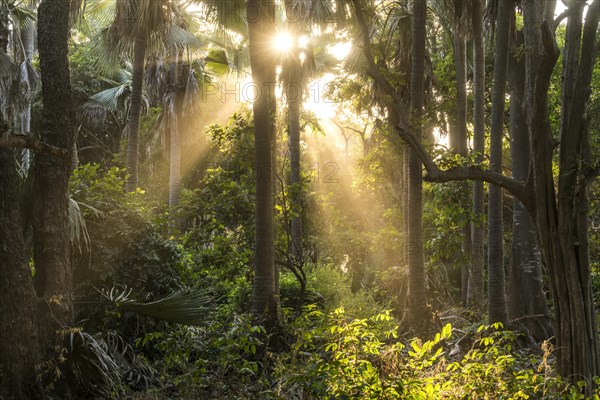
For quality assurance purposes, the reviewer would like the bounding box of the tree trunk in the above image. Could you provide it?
[507,32,552,341]
[0,27,40,400]
[468,0,485,310]
[402,142,409,267]
[407,0,427,327]
[125,31,147,192]
[248,0,279,329]
[285,0,303,264]
[451,30,471,308]
[168,52,182,228]
[288,87,302,262]
[487,0,512,326]
[30,0,77,394]
[0,131,42,399]
[522,0,599,388]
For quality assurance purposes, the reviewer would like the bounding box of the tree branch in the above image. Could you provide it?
[552,0,588,32]
[351,0,531,208]
[0,133,69,159]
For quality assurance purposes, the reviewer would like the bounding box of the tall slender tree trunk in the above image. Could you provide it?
[468,0,485,309]
[168,52,182,227]
[288,91,302,260]
[451,30,470,307]
[402,142,409,266]
[248,0,279,329]
[32,0,77,393]
[507,33,552,340]
[407,0,427,327]
[125,31,147,192]
[487,0,512,325]
[285,1,303,263]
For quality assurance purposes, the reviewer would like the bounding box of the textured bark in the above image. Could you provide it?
[354,0,599,385]
[248,0,279,328]
[507,34,552,341]
[407,0,427,327]
[0,137,42,400]
[521,0,599,388]
[125,31,147,192]
[33,1,76,392]
[0,10,41,398]
[487,0,512,326]
[468,0,485,309]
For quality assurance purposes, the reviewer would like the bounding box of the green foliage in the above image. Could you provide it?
[274,313,588,399]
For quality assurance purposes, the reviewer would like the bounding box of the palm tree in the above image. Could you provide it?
[85,0,202,195]
[487,0,513,325]
[468,0,484,309]
[431,0,472,307]
[282,0,308,265]
[31,0,81,394]
[247,0,279,328]
[148,53,209,224]
[79,64,148,123]
[280,0,337,267]
[101,0,173,192]
[407,0,427,327]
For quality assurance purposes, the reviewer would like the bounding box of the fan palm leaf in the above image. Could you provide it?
[102,287,214,326]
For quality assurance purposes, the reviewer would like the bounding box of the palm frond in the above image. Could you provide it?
[78,101,109,128]
[205,49,231,76]
[69,197,91,253]
[102,287,214,326]
[165,23,203,50]
[202,0,248,39]
[144,55,168,104]
[89,84,130,111]
[17,60,39,104]
[9,4,36,30]
[183,67,200,112]
[0,51,16,78]
[68,329,156,396]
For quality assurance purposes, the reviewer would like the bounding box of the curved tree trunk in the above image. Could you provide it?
[468,0,485,309]
[248,0,279,329]
[125,31,147,192]
[407,0,427,327]
[522,0,599,389]
[487,0,512,325]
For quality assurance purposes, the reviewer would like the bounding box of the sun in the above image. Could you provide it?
[273,32,294,53]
